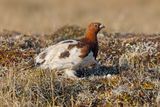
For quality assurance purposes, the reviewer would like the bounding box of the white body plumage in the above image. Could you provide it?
[35,40,97,77]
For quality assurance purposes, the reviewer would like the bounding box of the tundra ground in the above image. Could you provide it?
[0,26,160,107]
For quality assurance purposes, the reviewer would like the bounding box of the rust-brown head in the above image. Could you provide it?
[88,22,105,33]
[85,22,105,42]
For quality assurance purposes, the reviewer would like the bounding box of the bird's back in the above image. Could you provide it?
[35,39,90,70]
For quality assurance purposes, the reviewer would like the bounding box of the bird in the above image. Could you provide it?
[35,22,105,78]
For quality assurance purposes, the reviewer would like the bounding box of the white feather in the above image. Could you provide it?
[35,39,97,72]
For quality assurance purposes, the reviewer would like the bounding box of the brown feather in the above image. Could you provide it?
[66,22,104,59]
[40,52,47,59]
[59,51,70,58]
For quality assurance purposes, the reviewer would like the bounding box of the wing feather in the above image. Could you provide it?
[35,39,96,70]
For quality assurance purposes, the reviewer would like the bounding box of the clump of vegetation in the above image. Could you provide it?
[51,25,85,42]
[0,26,160,107]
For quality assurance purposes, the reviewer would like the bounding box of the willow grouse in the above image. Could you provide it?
[35,22,105,78]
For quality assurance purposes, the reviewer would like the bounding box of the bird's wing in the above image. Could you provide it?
[35,39,96,70]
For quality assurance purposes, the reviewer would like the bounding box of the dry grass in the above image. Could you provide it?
[0,26,160,107]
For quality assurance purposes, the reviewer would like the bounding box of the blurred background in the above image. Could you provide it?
[0,0,159,33]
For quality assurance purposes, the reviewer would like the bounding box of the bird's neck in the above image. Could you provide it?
[84,30,98,58]
[85,30,98,43]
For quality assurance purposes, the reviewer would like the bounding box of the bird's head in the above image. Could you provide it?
[85,22,105,42]
[87,22,105,34]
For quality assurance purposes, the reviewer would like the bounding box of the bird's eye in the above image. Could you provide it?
[94,24,98,28]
